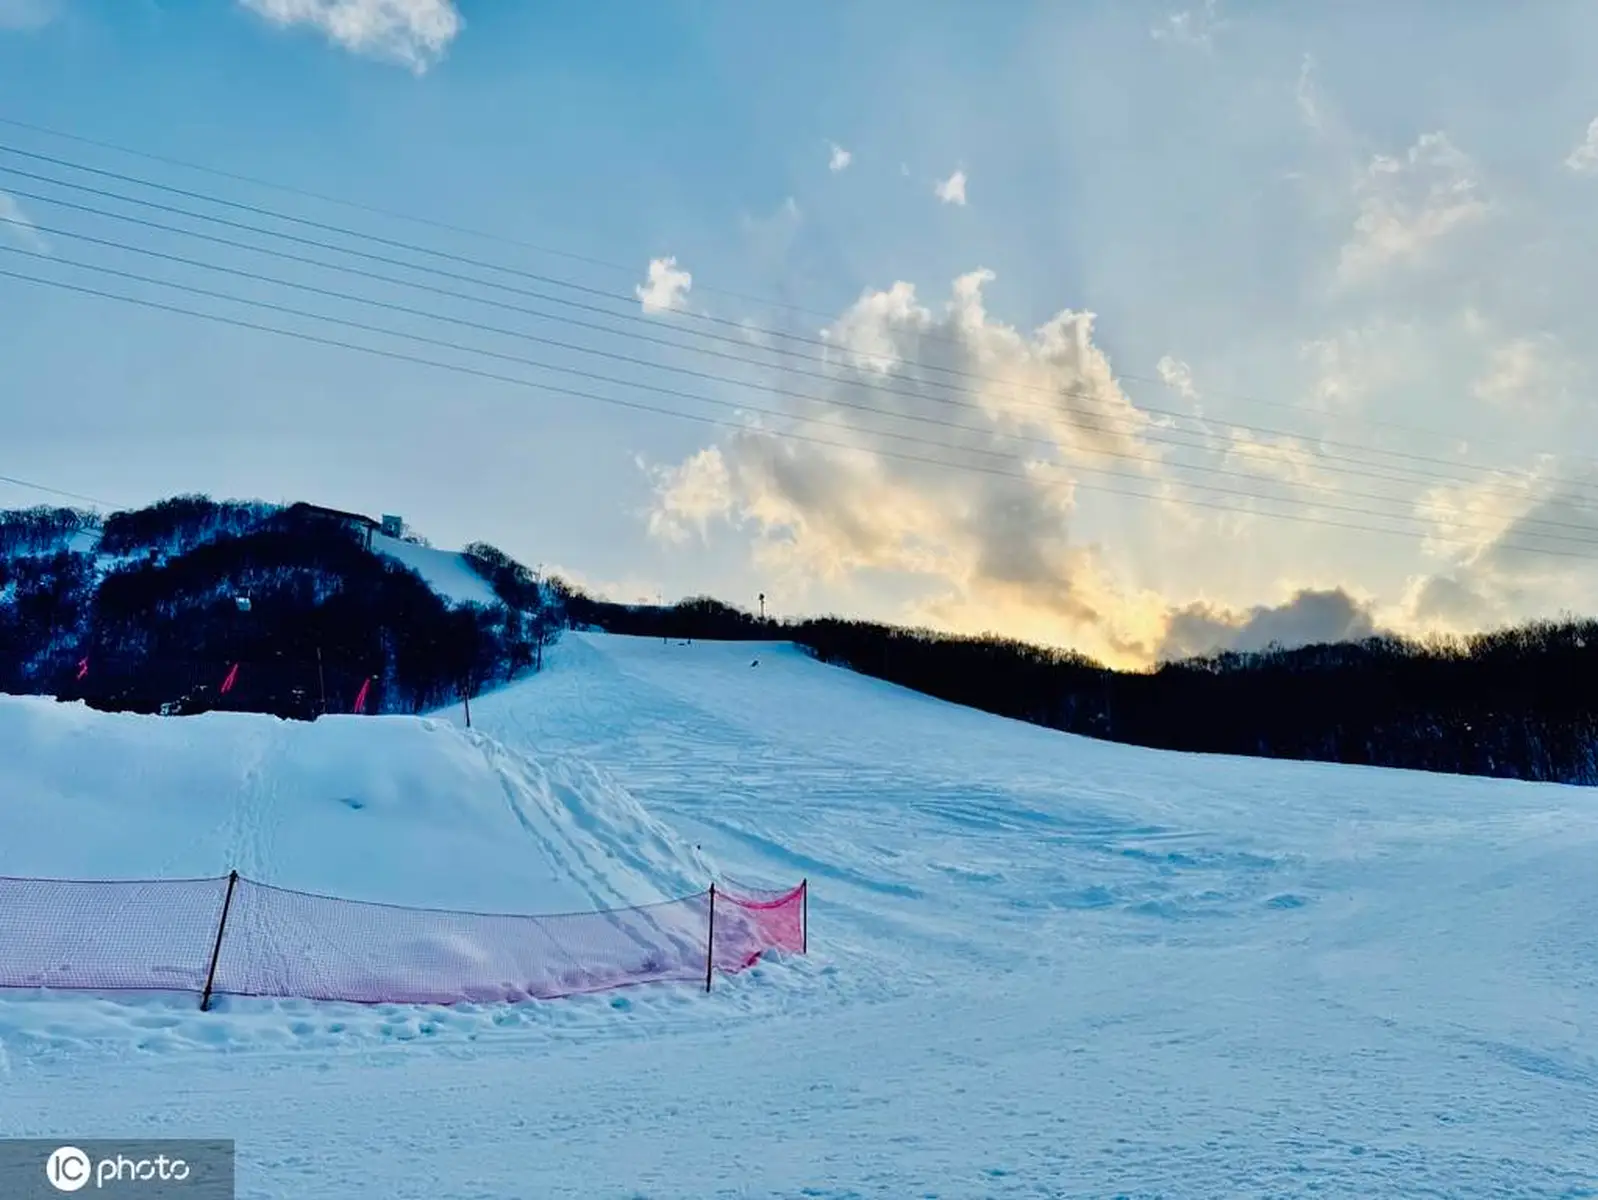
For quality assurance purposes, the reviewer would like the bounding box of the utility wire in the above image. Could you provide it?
[1,141,1584,489]
[0,472,112,508]
[14,221,1596,545]
[2,166,1588,515]
[6,254,1598,563]
[1,113,1585,472]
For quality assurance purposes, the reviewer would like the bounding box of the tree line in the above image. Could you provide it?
[7,496,1598,784]
[558,589,1598,785]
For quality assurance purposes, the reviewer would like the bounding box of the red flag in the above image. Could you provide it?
[352,677,371,714]
[219,663,240,695]
[76,657,89,682]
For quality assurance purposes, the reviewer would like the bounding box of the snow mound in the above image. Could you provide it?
[0,693,709,913]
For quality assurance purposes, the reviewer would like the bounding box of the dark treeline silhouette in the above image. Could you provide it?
[559,587,1598,785]
[8,496,1598,783]
[0,496,561,720]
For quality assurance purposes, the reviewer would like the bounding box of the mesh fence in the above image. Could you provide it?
[0,873,806,1006]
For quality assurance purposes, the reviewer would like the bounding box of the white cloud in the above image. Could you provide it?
[1151,0,1220,49]
[634,256,693,315]
[934,169,968,206]
[1155,355,1198,401]
[1222,430,1335,493]
[646,269,1175,666]
[1400,464,1598,635]
[0,191,47,253]
[1299,320,1415,412]
[1337,132,1490,285]
[0,0,56,30]
[828,143,853,173]
[237,0,462,73]
[1472,335,1566,411]
[647,447,732,544]
[1564,117,1598,175]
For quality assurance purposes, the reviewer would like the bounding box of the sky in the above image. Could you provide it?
[4,0,1598,667]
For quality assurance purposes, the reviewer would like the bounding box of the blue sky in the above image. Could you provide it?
[4,0,1598,665]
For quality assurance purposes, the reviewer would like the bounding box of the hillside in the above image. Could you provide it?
[0,497,561,719]
[568,594,1598,786]
[0,632,1592,1197]
[6,493,1598,785]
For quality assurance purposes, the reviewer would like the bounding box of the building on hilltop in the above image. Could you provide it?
[284,502,381,550]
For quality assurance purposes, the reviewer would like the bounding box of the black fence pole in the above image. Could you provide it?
[199,870,240,1012]
[704,883,716,993]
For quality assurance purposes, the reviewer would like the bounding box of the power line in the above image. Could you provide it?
[16,222,1598,547]
[6,257,1598,564]
[0,472,112,508]
[1,114,1582,472]
[3,166,1589,516]
[1,140,1582,488]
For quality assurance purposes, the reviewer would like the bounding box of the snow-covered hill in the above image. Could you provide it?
[368,531,501,610]
[0,632,1594,1197]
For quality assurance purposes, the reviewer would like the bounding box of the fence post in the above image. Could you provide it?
[704,883,716,993]
[200,870,240,1013]
[801,878,808,955]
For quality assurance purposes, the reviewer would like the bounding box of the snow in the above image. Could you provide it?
[1,632,1596,1197]
[0,693,708,912]
[369,532,500,608]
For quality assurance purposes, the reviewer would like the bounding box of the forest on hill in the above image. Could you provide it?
[563,591,1598,786]
[0,497,560,719]
[3,494,1595,784]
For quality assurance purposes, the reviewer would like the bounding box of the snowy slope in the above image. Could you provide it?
[1,633,1596,1198]
[369,532,500,608]
[0,693,710,912]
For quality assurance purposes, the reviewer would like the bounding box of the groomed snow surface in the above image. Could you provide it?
[0,633,1595,1198]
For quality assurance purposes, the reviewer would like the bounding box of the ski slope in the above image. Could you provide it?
[369,532,501,608]
[1,632,1595,1197]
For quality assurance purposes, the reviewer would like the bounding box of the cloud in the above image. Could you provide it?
[1337,132,1490,285]
[1396,461,1598,635]
[236,0,462,73]
[1151,0,1221,49]
[0,0,57,30]
[646,447,732,544]
[0,191,47,253]
[1222,430,1336,492]
[1299,320,1417,412]
[1471,334,1566,411]
[646,269,1175,666]
[1155,355,1198,402]
[1157,587,1378,661]
[634,256,693,315]
[934,169,968,206]
[1564,117,1598,175]
[828,143,853,173]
